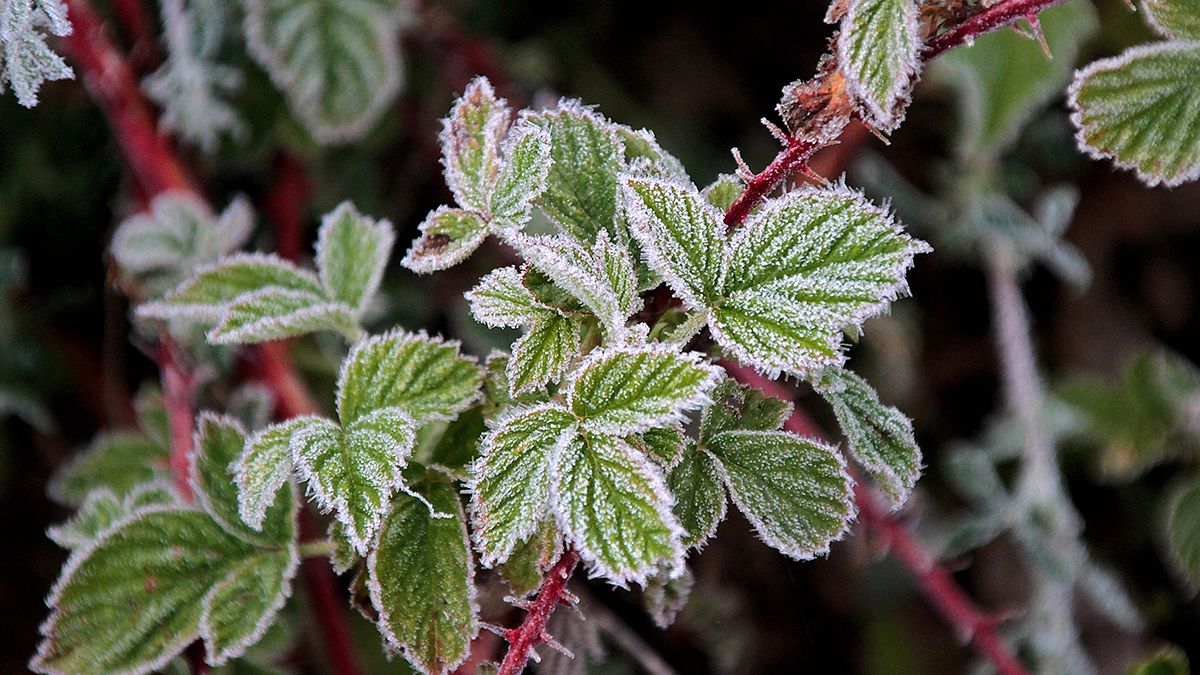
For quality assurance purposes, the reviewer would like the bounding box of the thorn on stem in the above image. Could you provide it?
[795,162,829,187]
[1014,13,1051,59]
[731,147,754,182]
[761,117,790,146]
[541,632,574,659]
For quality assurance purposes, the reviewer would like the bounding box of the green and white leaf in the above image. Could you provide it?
[698,379,792,443]
[616,125,688,181]
[47,488,132,549]
[550,433,684,586]
[402,206,490,274]
[932,1,1098,160]
[1069,42,1200,187]
[468,403,575,566]
[466,266,551,329]
[714,184,928,378]
[709,430,855,559]
[490,123,553,228]
[440,76,510,213]
[702,174,743,212]
[1164,476,1200,587]
[49,432,169,506]
[336,329,482,425]
[235,417,313,531]
[497,519,562,597]
[566,345,721,436]
[633,425,685,469]
[0,0,74,108]
[508,312,582,395]
[1142,0,1200,40]
[836,0,920,131]
[815,366,921,508]
[668,447,727,550]
[289,409,417,553]
[206,287,359,344]
[622,176,728,308]
[314,201,395,314]
[367,478,478,674]
[138,253,325,321]
[242,0,407,143]
[644,565,694,629]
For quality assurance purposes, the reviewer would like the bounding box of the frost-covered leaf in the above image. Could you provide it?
[508,312,581,395]
[815,366,921,509]
[551,433,684,586]
[526,102,623,242]
[466,266,550,329]
[644,564,694,628]
[497,519,562,597]
[714,184,928,378]
[139,253,323,321]
[315,202,395,313]
[47,489,129,549]
[506,231,635,338]
[423,406,486,475]
[441,76,509,213]
[566,345,721,436]
[402,207,489,274]
[668,447,726,550]
[490,124,552,228]
[236,417,311,531]
[143,0,243,151]
[49,432,169,506]
[289,409,416,553]
[702,174,743,212]
[622,177,727,308]
[634,425,685,468]
[206,287,359,344]
[698,379,792,443]
[709,430,855,559]
[616,125,688,181]
[836,0,920,131]
[33,419,298,674]
[469,403,575,566]
[1142,0,1200,39]
[1164,476,1200,587]
[111,193,254,295]
[336,329,482,425]
[933,2,1098,160]
[1069,42,1200,187]
[482,351,548,416]
[0,0,74,107]
[243,0,406,142]
[367,477,477,674]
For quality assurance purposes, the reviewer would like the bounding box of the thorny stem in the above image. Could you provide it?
[59,3,361,674]
[722,362,1029,675]
[497,548,581,675]
[725,0,1069,228]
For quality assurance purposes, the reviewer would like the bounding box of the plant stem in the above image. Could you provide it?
[158,338,195,502]
[299,539,338,558]
[722,362,1028,675]
[496,548,581,675]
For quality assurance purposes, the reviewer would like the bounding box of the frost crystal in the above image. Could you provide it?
[0,0,73,107]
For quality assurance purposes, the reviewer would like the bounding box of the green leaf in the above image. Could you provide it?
[367,478,478,674]
[1142,0,1200,40]
[633,425,685,468]
[49,432,169,506]
[528,102,624,242]
[566,345,721,436]
[235,418,311,531]
[47,488,135,549]
[206,288,359,345]
[616,126,689,181]
[551,433,684,586]
[1165,476,1200,586]
[933,1,1098,160]
[139,253,324,321]
[424,406,487,476]
[243,0,406,142]
[835,0,920,131]
[715,184,928,377]
[668,447,726,550]
[289,409,417,553]
[34,419,298,673]
[482,352,548,416]
[1129,645,1189,675]
[314,202,395,313]
[490,124,553,228]
[1069,42,1200,187]
[508,312,582,395]
[698,379,792,444]
[336,329,482,425]
[702,174,743,212]
[468,403,575,566]
[622,177,728,308]
[644,565,694,629]
[440,76,509,213]
[709,430,855,559]
[497,519,562,597]
[815,366,921,509]
[401,207,490,275]
[466,266,554,329]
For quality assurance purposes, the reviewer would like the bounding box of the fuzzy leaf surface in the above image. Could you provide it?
[315,202,395,313]
[1069,42,1200,187]
[1142,0,1200,39]
[206,288,358,344]
[140,253,323,321]
[235,417,312,531]
[490,124,553,228]
[367,478,477,674]
[440,76,509,212]
[508,313,581,395]
[837,0,920,130]
[668,447,726,550]
[815,367,921,508]
[402,207,490,274]
[709,430,855,559]
[49,432,169,505]
[528,103,623,242]
[466,266,550,328]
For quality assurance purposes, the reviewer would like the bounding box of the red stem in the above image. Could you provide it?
[496,548,581,675]
[159,338,195,502]
[264,153,310,263]
[721,363,1027,675]
[298,508,364,675]
[923,0,1067,60]
[723,138,815,226]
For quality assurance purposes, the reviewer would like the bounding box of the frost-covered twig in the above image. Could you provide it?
[497,548,581,675]
[924,0,1066,59]
[723,362,1028,675]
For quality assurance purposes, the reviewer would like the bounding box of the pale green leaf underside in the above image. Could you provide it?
[141,254,323,321]
[243,0,405,143]
[838,0,920,130]
[1069,42,1200,187]
[368,479,477,674]
[816,367,921,508]
[206,288,358,344]
[490,125,553,228]
[710,430,855,560]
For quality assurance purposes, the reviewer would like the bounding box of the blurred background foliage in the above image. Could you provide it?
[1,0,1199,672]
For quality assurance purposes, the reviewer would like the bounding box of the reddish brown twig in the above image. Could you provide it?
[496,548,581,675]
[158,337,195,502]
[721,363,1027,675]
[264,153,311,263]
